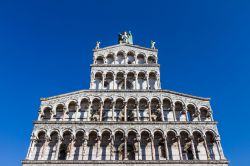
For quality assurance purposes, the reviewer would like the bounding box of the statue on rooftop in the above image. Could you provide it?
[118,31,133,44]
[151,40,156,49]
[95,41,101,49]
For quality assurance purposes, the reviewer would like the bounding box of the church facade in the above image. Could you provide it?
[22,32,228,166]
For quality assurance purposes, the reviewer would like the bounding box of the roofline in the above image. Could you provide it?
[41,89,210,101]
[93,43,158,52]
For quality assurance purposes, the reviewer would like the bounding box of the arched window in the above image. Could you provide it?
[90,98,101,121]
[101,131,111,160]
[138,72,146,90]
[140,131,151,160]
[127,98,136,121]
[114,131,124,160]
[104,72,114,90]
[154,131,165,160]
[137,54,146,64]
[127,131,137,160]
[163,99,173,121]
[139,98,149,121]
[42,107,52,120]
[167,131,178,160]
[127,51,135,64]
[96,56,104,64]
[103,98,112,121]
[94,72,103,90]
[148,56,156,64]
[106,54,114,64]
[116,72,125,90]
[55,105,64,121]
[149,72,157,90]
[117,51,125,64]
[180,131,193,160]
[151,98,161,121]
[115,98,124,121]
[126,72,135,90]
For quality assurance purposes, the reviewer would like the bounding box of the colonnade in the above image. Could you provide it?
[26,129,224,161]
[91,71,160,90]
[94,51,157,65]
[40,98,213,122]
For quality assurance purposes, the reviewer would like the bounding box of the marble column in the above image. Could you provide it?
[215,137,225,160]
[124,103,127,121]
[136,103,140,121]
[151,136,155,160]
[124,136,128,160]
[99,102,103,121]
[74,105,79,121]
[54,136,62,160]
[137,136,141,160]
[82,135,88,160]
[172,105,177,121]
[110,135,114,160]
[112,102,115,121]
[148,102,152,121]
[96,136,101,160]
[203,135,211,160]
[190,136,197,160]
[26,136,36,160]
[164,136,169,160]
[177,136,183,160]
[161,103,164,121]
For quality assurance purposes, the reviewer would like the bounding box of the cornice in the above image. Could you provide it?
[91,64,160,67]
[92,43,158,52]
[22,159,229,164]
[34,121,217,125]
[41,89,210,101]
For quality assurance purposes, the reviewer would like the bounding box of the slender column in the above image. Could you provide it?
[112,102,115,121]
[135,75,137,90]
[38,110,42,121]
[177,136,183,160]
[215,137,225,160]
[203,135,211,160]
[124,103,127,121]
[99,102,103,121]
[82,135,88,160]
[54,136,62,160]
[113,73,116,90]
[87,105,90,121]
[184,109,189,121]
[137,136,141,160]
[74,105,79,121]
[26,136,37,160]
[67,139,74,160]
[196,110,201,121]
[136,103,140,121]
[40,137,48,160]
[164,136,169,160]
[151,136,155,160]
[124,136,128,160]
[161,103,164,121]
[124,75,127,90]
[157,74,161,89]
[63,107,67,121]
[96,136,101,160]
[110,135,114,160]
[172,105,176,121]
[102,74,105,89]
[190,136,197,160]
[148,102,152,121]
[147,74,149,89]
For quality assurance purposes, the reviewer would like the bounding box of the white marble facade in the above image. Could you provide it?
[22,33,228,166]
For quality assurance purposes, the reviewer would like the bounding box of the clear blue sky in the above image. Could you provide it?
[0,0,249,165]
